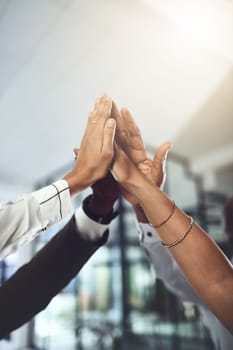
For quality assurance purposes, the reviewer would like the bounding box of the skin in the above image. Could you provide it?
[87,172,119,216]
[84,101,170,216]
[111,101,171,205]
[64,94,116,195]
[111,102,233,334]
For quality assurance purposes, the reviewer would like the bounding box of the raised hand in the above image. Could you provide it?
[110,103,149,204]
[64,95,116,195]
[111,105,233,335]
[111,102,171,203]
[73,146,119,215]
[111,103,149,166]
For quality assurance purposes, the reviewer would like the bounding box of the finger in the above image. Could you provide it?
[101,118,116,158]
[110,100,121,120]
[87,111,97,126]
[92,94,112,124]
[111,101,129,145]
[110,142,124,181]
[152,142,172,187]
[152,142,172,167]
[93,94,108,111]
[121,108,144,150]
[100,94,112,118]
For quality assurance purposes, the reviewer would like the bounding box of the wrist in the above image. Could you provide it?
[133,204,149,223]
[88,194,116,215]
[63,171,88,196]
[121,172,150,198]
[83,195,119,224]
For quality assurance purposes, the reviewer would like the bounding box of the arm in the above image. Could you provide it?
[0,172,119,339]
[113,108,201,303]
[0,215,107,339]
[135,182,233,333]
[0,180,72,258]
[111,104,197,301]
[138,221,203,305]
[111,105,233,334]
[0,95,116,258]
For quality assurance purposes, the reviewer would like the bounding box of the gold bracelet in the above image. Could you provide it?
[149,200,176,228]
[161,216,193,248]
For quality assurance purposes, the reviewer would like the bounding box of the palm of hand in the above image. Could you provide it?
[116,118,152,204]
[120,158,163,205]
[117,125,163,205]
[111,103,168,204]
[118,140,170,205]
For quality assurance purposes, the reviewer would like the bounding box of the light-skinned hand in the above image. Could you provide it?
[64,95,116,195]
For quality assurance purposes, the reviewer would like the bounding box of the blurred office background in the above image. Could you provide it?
[0,0,232,349]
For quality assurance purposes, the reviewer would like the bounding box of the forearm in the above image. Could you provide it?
[0,180,72,258]
[123,175,233,333]
[0,216,107,338]
[139,223,204,305]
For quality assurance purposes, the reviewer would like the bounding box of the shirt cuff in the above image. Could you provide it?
[137,222,161,245]
[75,206,109,241]
[32,180,73,228]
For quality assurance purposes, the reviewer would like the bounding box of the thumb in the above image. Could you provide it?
[152,142,172,168]
[152,141,172,188]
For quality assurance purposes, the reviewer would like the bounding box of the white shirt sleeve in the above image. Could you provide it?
[138,222,204,306]
[0,180,73,258]
[74,206,109,241]
[139,223,233,350]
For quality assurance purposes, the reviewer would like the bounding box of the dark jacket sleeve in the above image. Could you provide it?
[0,216,108,338]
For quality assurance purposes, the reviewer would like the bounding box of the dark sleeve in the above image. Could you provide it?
[0,216,109,338]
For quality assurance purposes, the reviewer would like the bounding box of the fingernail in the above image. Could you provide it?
[107,118,115,127]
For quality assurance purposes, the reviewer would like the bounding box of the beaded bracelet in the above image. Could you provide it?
[149,200,176,228]
[161,216,194,248]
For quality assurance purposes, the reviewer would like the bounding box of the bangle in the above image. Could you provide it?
[149,200,176,228]
[161,216,193,248]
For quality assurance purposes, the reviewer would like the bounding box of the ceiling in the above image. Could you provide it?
[0,0,232,198]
